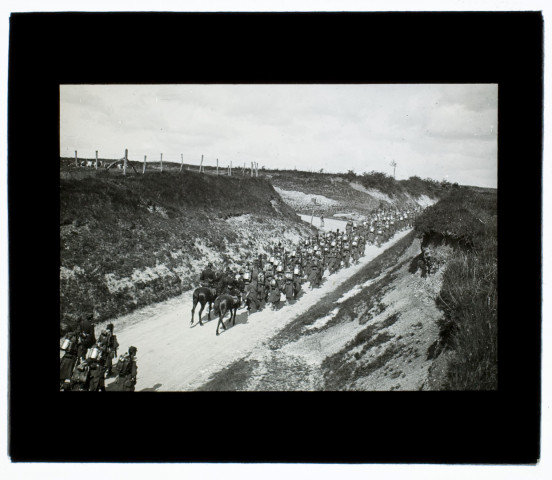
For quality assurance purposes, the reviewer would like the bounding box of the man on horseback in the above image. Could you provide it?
[200,262,217,297]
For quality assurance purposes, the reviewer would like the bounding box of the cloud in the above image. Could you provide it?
[60,84,497,187]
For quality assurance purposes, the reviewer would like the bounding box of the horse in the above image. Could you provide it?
[214,294,241,336]
[191,286,217,326]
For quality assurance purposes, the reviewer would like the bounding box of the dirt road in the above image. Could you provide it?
[94,222,411,391]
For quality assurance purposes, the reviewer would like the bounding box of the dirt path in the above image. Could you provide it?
[96,225,412,391]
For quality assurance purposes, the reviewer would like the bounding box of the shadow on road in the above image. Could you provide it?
[140,383,163,392]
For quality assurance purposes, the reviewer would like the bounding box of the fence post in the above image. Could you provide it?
[160,153,163,173]
[180,154,184,172]
[216,158,219,175]
[199,154,203,173]
[143,155,147,174]
[75,150,78,167]
[95,151,98,170]
[123,149,128,176]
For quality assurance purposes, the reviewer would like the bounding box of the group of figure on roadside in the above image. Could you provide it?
[60,314,138,392]
[196,206,423,320]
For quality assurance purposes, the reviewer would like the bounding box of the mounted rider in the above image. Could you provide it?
[200,262,217,297]
[221,267,237,295]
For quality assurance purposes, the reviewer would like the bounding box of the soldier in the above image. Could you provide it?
[276,268,286,291]
[221,267,236,294]
[257,270,267,308]
[88,343,108,392]
[98,323,119,378]
[322,246,330,272]
[346,220,353,236]
[375,223,384,247]
[70,359,91,391]
[384,221,391,241]
[359,233,366,257]
[264,262,275,302]
[235,270,246,294]
[292,261,302,300]
[367,223,376,246]
[316,251,324,285]
[342,241,351,268]
[199,262,216,287]
[243,274,260,314]
[251,259,260,281]
[351,235,360,264]
[267,278,282,309]
[60,331,79,390]
[78,314,96,362]
[308,259,320,289]
[327,246,338,275]
[110,346,138,392]
[283,269,295,303]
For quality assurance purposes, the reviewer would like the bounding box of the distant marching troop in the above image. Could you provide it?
[60,205,424,390]
[193,206,424,335]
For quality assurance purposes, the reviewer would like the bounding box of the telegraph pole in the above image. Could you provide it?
[390,160,397,179]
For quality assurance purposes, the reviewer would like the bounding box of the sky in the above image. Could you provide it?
[60,84,497,188]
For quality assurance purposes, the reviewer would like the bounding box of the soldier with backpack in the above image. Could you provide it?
[70,359,91,391]
[60,331,79,390]
[87,343,108,392]
[110,346,138,392]
[78,314,96,362]
[98,323,119,378]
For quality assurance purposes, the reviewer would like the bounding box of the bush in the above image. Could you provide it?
[422,187,498,389]
[414,188,492,249]
[437,236,497,389]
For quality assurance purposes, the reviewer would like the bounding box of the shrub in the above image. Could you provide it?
[422,187,498,389]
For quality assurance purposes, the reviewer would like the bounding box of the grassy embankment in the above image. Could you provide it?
[60,161,312,333]
[415,187,497,390]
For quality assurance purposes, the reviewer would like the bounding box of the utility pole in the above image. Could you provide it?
[390,160,397,179]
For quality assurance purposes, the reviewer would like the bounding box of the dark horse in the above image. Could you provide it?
[214,294,241,336]
[191,286,217,326]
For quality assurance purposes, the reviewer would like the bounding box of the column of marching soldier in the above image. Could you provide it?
[60,206,423,391]
[202,206,423,314]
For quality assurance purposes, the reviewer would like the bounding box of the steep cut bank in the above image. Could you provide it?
[60,166,314,332]
[266,169,446,217]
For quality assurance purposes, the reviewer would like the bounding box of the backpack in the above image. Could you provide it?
[71,363,90,384]
[116,353,132,376]
[98,330,111,346]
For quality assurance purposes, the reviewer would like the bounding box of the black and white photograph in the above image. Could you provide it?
[58,83,498,392]
[6,8,544,469]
